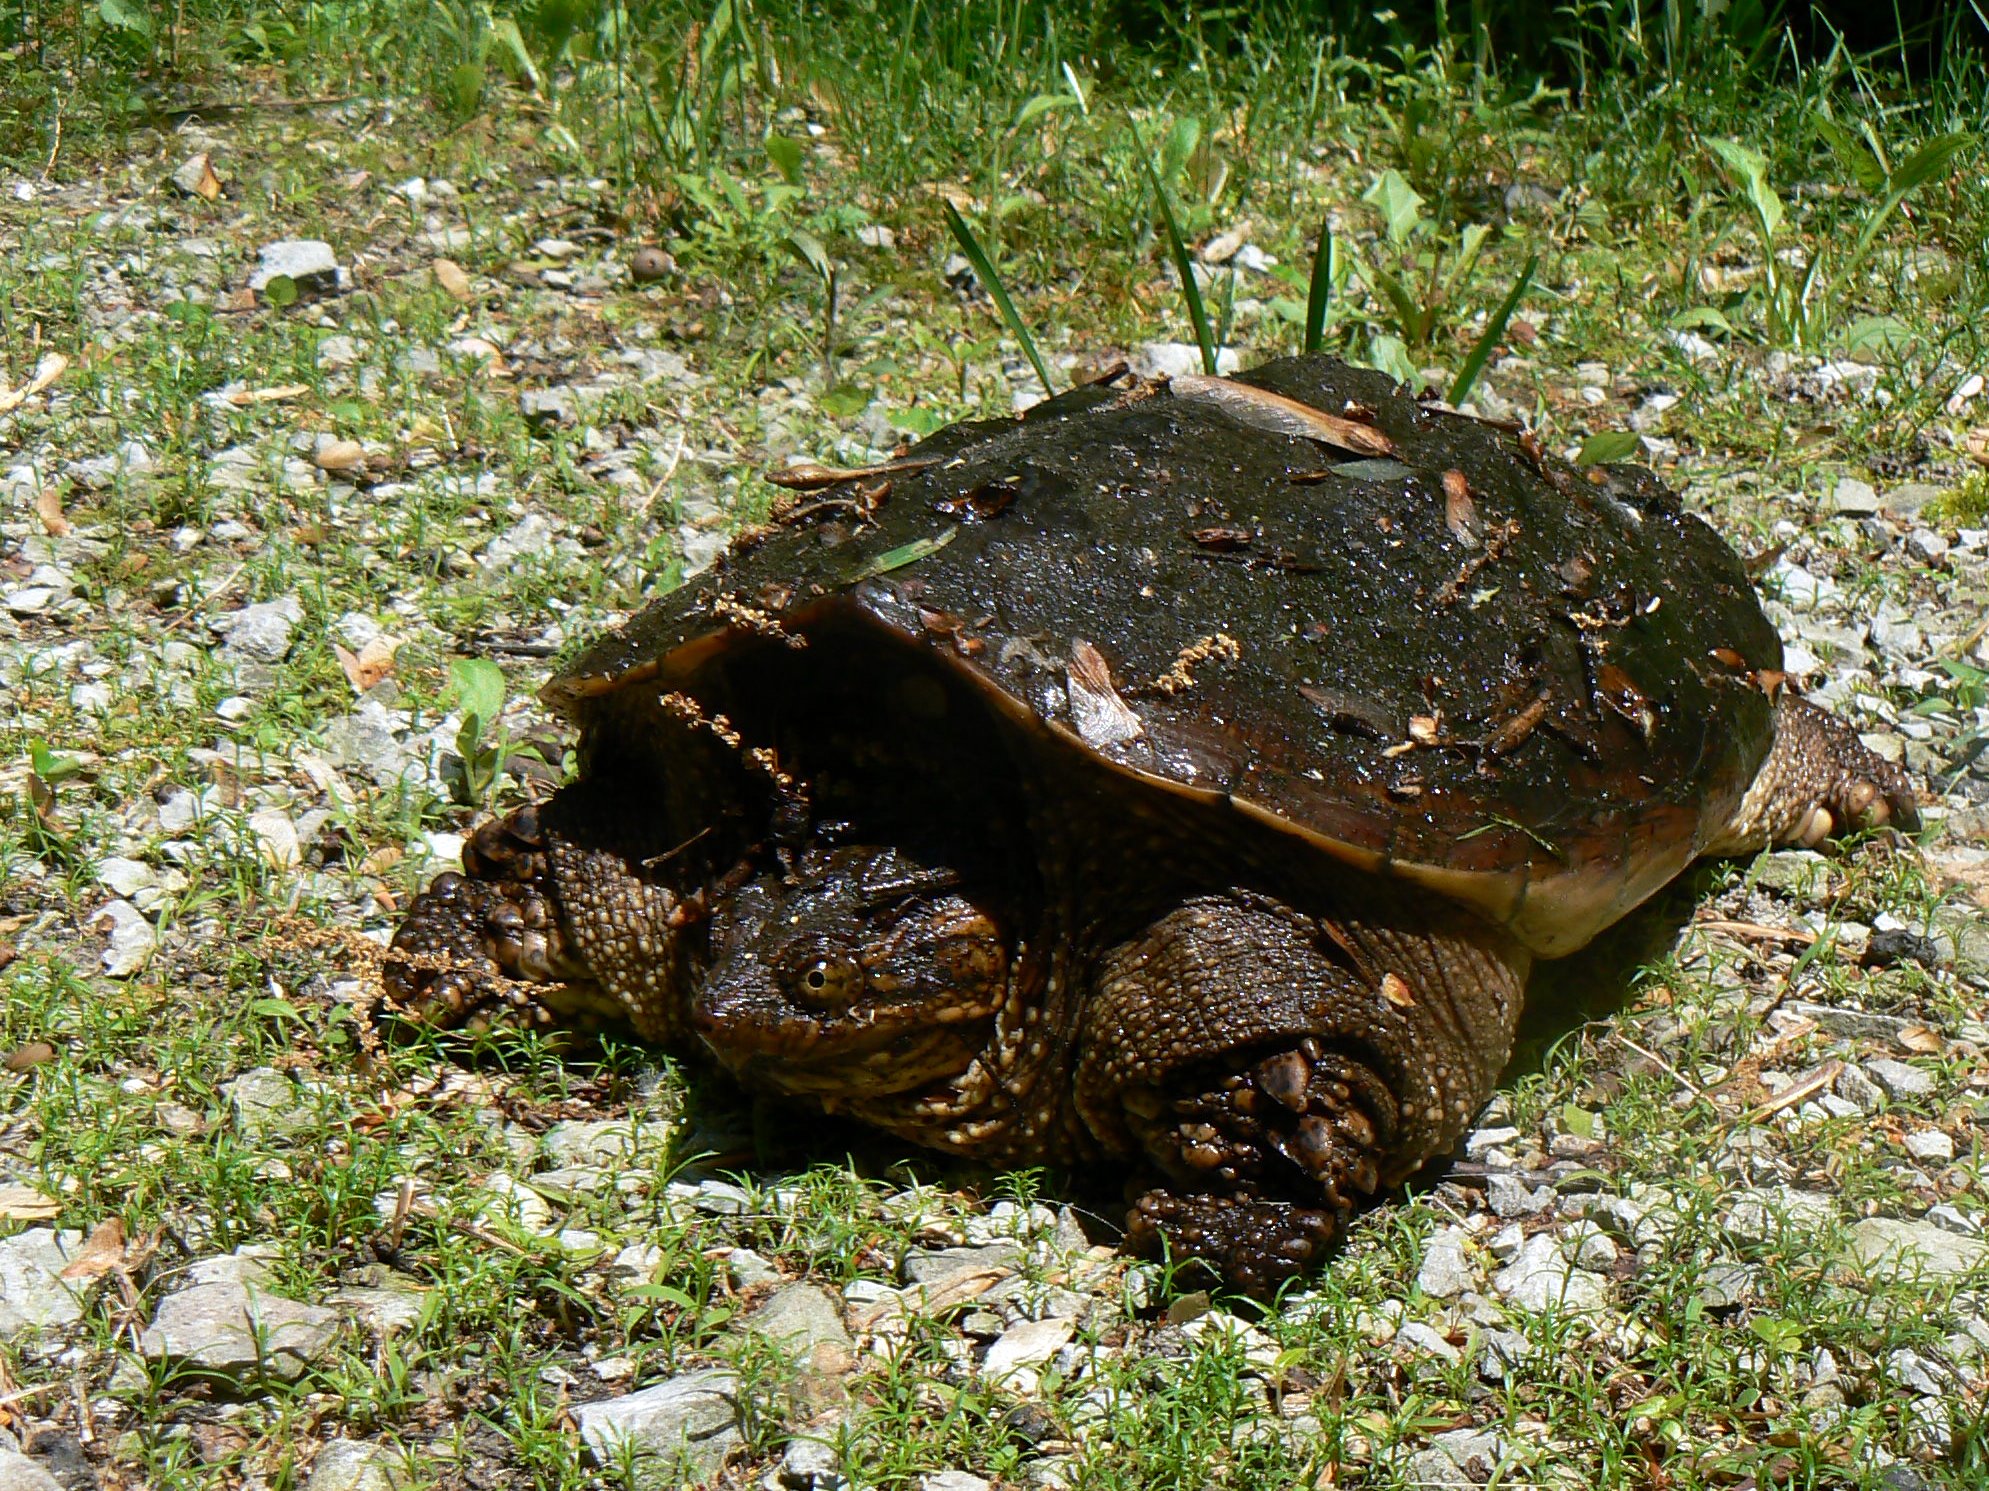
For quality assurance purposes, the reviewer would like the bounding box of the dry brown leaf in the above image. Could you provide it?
[173,152,223,200]
[227,383,310,407]
[2,1041,54,1072]
[0,1185,59,1221]
[32,487,69,537]
[1896,1025,1943,1055]
[0,352,69,414]
[334,635,401,694]
[433,258,473,300]
[452,337,506,373]
[58,1217,126,1281]
[314,439,367,473]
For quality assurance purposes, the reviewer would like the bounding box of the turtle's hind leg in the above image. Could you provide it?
[1707,695,1920,854]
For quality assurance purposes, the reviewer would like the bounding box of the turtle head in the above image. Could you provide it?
[694,845,1011,1100]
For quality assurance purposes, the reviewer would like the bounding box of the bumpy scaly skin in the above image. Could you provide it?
[1077,893,1528,1295]
[1706,695,1920,854]
[383,794,701,1040]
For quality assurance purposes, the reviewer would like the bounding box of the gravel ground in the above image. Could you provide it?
[1,96,1987,1491]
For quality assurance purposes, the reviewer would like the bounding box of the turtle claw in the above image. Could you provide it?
[1125,1188,1342,1299]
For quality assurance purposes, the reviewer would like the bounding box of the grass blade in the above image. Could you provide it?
[1303,225,1334,354]
[1448,253,1537,407]
[1137,142,1217,375]
[942,200,1056,400]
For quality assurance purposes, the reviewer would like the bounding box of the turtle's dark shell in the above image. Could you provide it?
[548,357,1779,958]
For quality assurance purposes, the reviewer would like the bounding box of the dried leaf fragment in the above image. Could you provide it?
[334,635,402,694]
[58,1217,127,1281]
[433,258,473,300]
[171,152,223,200]
[314,439,367,473]
[1067,639,1144,749]
[32,487,69,537]
[0,1185,59,1221]
[1442,469,1479,544]
[226,383,310,407]
[1169,373,1395,457]
[0,352,69,414]
[1381,972,1417,1009]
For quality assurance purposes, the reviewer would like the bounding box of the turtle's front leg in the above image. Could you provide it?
[383,787,704,1041]
[1075,891,1529,1295]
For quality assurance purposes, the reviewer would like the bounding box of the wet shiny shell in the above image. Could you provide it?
[547,356,1780,958]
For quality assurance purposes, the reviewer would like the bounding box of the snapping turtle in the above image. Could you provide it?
[384,355,1914,1293]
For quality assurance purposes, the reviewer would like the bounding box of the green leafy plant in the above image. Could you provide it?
[1448,253,1537,406]
[942,200,1056,399]
[1356,168,1494,363]
[1140,131,1219,375]
[446,658,512,809]
[1699,128,1974,349]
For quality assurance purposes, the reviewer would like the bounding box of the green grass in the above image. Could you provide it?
[0,1,1986,1486]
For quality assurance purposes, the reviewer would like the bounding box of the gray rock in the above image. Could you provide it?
[743,1283,850,1356]
[1694,1262,1757,1311]
[1882,482,1946,521]
[306,1439,404,1491]
[1417,1229,1474,1299]
[918,1474,993,1491]
[1784,1001,1923,1044]
[1477,1328,1533,1380]
[1487,1172,1553,1218]
[1828,477,1880,516]
[1866,1058,1935,1101]
[1849,1218,1988,1280]
[140,1277,340,1380]
[1131,342,1240,380]
[725,1248,781,1290]
[0,1449,63,1491]
[575,1369,742,1488]
[982,1316,1074,1382]
[1886,1347,1957,1397]
[0,1229,87,1339]
[1906,528,1950,564]
[1834,1063,1883,1112]
[328,1285,426,1336]
[1926,1204,1979,1237]
[1904,1130,1955,1163]
[1492,1233,1610,1311]
[251,240,340,300]
[1726,1187,1836,1242]
[320,699,415,786]
[480,513,557,571]
[542,1118,674,1168]
[902,1243,1021,1285]
[219,596,303,665]
[225,1066,311,1136]
[93,899,155,978]
[773,1435,848,1491]
[1561,1221,1617,1270]
[520,387,575,428]
[317,335,362,371]
[1396,1321,1461,1363]
[1398,1447,1473,1488]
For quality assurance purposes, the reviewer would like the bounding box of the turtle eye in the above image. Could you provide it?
[793,955,863,1010]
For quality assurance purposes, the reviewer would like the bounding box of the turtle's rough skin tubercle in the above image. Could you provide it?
[1708,694,1921,853]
